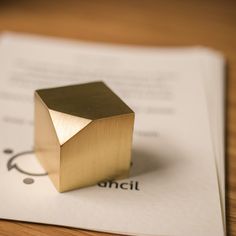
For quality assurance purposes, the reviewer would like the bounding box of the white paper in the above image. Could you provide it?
[196,49,226,226]
[0,33,225,236]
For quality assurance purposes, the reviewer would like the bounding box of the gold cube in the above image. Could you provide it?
[34,81,134,192]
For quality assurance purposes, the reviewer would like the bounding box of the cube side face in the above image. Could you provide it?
[60,113,135,192]
[34,92,61,191]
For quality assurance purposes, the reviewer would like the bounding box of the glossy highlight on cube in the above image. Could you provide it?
[34,81,135,192]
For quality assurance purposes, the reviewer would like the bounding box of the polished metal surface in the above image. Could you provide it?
[34,81,135,192]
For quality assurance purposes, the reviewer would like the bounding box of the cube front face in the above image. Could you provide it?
[34,81,135,192]
[60,114,134,192]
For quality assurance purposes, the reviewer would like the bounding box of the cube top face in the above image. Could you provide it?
[34,81,135,192]
[36,81,133,120]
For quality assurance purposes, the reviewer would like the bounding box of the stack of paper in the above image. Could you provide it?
[0,33,225,236]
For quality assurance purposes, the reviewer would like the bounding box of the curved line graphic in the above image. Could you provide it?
[7,150,48,176]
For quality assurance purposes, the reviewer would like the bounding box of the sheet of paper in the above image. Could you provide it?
[196,49,225,225]
[0,33,224,236]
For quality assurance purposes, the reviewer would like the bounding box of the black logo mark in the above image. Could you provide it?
[4,149,47,185]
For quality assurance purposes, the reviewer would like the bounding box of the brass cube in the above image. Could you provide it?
[34,81,135,192]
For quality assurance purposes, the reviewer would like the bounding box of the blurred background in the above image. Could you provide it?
[0,0,236,235]
[0,0,235,46]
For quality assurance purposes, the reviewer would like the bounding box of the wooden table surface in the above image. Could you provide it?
[0,1,235,235]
